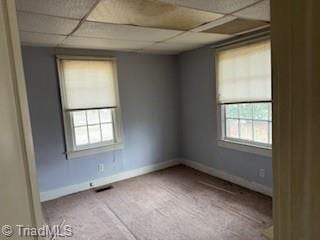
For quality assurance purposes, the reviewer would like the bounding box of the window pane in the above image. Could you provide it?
[240,120,253,140]
[226,119,239,138]
[225,104,238,118]
[87,110,100,124]
[253,121,268,143]
[239,104,252,119]
[253,103,269,120]
[72,111,86,126]
[222,102,271,146]
[100,109,112,123]
[88,125,101,143]
[269,122,272,144]
[74,126,89,146]
[269,103,272,121]
[101,123,114,141]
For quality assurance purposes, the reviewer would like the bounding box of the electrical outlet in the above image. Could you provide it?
[98,164,104,172]
[259,168,265,178]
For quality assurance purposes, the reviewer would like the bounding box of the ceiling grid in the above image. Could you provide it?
[16,0,270,54]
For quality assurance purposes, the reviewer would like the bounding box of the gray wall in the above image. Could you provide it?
[22,47,180,192]
[178,47,272,187]
[22,45,272,193]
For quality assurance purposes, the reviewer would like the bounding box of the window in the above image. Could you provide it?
[57,56,123,158]
[224,102,272,146]
[216,39,272,150]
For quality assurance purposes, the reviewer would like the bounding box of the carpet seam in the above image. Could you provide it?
[98,197,140,240]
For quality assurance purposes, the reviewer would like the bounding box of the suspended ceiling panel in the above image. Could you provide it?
[17,12,79,35]
[15,0,98,19]
[142,42,200,54]
[191,15,237,32]
[20,31,66,46]
[61,36,152,50]
[87,0,222,31]
[167,32,230,44]
[73,21,182,42]
[159,0,260,14]
[233,0,270,21]
[16,0,265,53]
[203,18,268,34]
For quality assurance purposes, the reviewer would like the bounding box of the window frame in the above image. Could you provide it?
[215,37,272,157]
[56,55,124,159]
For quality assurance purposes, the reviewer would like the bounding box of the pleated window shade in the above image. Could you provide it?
[217,40,271,104]
[61,59,117,109]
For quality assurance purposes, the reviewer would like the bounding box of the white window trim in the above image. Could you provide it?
[215,37,272,157]
[56,55,124,159]
[216,98,272,158]
[217,139,272,157]
[217,104,271,157]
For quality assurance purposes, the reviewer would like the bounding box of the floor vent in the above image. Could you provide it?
[94,185,114,193]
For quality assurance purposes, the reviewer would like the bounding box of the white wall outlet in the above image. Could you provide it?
[259,168,265,178]
[98,164,104,172]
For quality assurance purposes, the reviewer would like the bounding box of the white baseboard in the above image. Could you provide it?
[182,159,273,197]
[40,159,181,202]
[40,158,272,202]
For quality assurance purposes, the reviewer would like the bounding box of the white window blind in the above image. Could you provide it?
[60,59,117,109]
[217,40,271,103]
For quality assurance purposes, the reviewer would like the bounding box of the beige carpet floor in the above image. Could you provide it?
[42,165,272,240]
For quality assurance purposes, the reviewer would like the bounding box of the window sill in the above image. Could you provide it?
[217,139,272,157]
[66,142,124,159]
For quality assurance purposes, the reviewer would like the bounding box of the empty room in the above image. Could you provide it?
[1,0,319,240]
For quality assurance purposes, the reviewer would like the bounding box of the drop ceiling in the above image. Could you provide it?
[16,0,270,54]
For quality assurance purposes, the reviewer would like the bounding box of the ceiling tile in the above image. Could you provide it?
[16,0,97,19]
[167,32,230,45]
[159,0,260,14]
[73,21,182,42]
[87,0,222,31]
[233,0,270,21]
[61,36,152,50]
[191,15,237,32]
[203,18,268,34]
[142,42,201,54]
[19,31,66,46]
[17,12,79,35]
